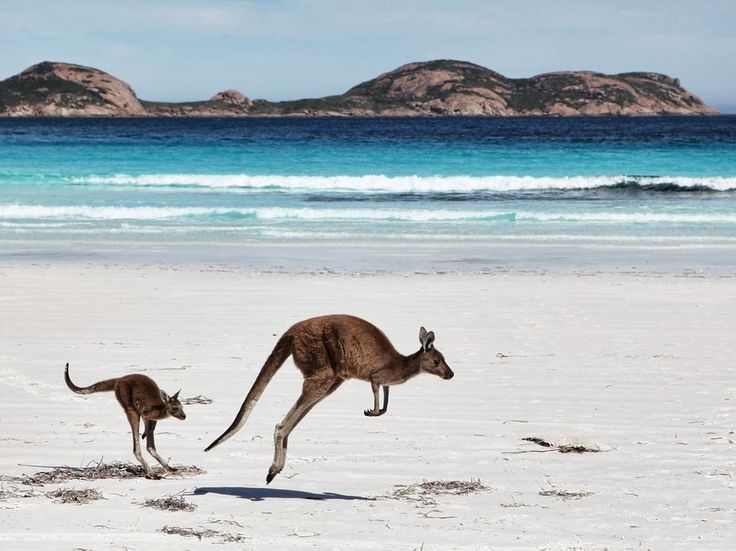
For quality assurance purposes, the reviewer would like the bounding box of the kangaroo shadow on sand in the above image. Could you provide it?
[193,486,372,502]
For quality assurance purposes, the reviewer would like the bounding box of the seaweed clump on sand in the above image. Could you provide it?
[46,487,104,504]
[142,493,196,512]
[160,526,247,543]
[522,436,601,454]
[388,479,489,506]
[17,461,205,485]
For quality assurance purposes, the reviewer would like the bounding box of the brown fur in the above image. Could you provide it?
[64,363,186,479]
[205,314,453,483]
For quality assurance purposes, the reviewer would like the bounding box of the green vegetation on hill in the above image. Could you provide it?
[0,72,105,110]
[0,59,717,116]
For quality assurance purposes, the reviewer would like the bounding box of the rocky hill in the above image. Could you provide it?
[259,60,717,116]
[0,62,146,116]
[0,60,718,117]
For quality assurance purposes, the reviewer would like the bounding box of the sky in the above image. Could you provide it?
[1,0,734,112]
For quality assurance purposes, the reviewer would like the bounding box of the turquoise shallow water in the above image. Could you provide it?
[1,116,735,267]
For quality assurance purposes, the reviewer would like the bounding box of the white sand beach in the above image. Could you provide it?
[1,263,735,549]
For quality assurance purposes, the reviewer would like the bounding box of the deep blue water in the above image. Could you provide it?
[1,116,735,251]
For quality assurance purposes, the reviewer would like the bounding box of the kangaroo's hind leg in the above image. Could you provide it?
[267,375,343,484]
[283,377,344,452]
[143,420,177,473]
[125,409,157,479]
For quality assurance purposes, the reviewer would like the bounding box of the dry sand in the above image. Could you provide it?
[0,263,735,549]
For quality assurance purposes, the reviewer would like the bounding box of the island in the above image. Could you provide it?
[0,59,718,117]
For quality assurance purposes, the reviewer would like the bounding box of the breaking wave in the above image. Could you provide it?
[2,204,736,224]
[66,174,736,193]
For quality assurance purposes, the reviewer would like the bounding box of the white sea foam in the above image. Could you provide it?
[68,174,736,192]
[0,205,237,220]
[516,212,736,223]
[5,222,736,247]
[2,204,736,224]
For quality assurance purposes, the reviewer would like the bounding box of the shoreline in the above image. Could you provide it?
[2,238,736,275]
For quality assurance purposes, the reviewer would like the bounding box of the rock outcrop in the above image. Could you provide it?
[0,59,718,117]
[142,89,252,116]
[210,89,251,106]
[0,61,145,116]
[258,60,717,116]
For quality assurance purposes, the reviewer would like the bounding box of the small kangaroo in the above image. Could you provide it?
[64,363,186,479]
[205,314,453,483]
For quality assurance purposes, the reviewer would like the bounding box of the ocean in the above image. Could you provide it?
[1,116,735,270]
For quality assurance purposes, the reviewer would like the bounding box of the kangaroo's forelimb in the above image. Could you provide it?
[364,383,389,417]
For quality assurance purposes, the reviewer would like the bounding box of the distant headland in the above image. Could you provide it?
[0,60,718,117]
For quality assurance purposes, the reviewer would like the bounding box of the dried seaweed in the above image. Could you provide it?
[160,526,246,543]
[0,486,38,500]
[539,489,593,501]
[160,526,219,540]
[556,444,601,454]
[142,493,196,512]
[388,479,488,506]
[16,461,204,485]
[181,395,213,405]
[46,487,104,504]
[522,437,601,454]
[523,436,553,447]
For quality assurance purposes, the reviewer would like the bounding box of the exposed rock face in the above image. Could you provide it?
[336,61,514,116]
[300,60,717,116]
[210,89,251,106]
[0,59,717,117]
[508,70,717,116]
[0,61,145,116]
[141,89,252,116]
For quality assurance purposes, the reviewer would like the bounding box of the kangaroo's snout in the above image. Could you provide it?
[444,369,454,380]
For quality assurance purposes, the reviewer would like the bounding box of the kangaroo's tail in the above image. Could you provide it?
[205,333,293,452]
[64,363,118,394]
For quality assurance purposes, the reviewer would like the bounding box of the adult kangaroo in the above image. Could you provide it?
[205,314,453,483]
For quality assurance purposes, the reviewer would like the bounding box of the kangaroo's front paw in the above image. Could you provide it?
[266,467,279,484]
[364,409,381,417]
[165,465,178,473]
[145,471,162,480]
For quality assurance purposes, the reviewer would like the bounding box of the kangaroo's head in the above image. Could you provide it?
[161,389,186,420]
[418,326,453,380]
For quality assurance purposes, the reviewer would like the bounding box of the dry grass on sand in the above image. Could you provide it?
[521,436,602,454]
[160,525,247,543]
[142,492,197,512]
[7,461,205,486]
[46,487,104,505]
[387,479,489,506]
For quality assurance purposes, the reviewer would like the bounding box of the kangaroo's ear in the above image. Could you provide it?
[160,390,170,403]
[419,326,435,351]
[171,390,181,401]
[425,331,435,350]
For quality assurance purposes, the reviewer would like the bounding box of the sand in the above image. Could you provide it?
[1,262,735,550]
